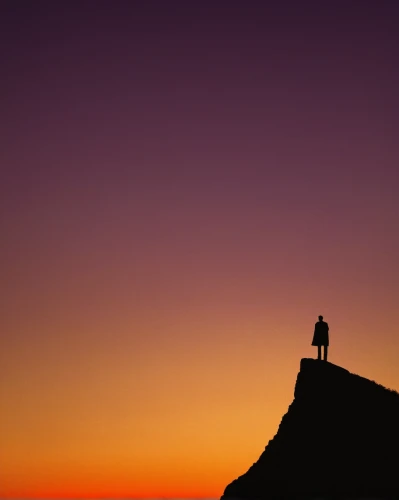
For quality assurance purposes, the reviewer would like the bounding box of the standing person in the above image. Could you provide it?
[312,315,329,361]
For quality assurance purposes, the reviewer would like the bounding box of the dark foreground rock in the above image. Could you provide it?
[221,358,399,500]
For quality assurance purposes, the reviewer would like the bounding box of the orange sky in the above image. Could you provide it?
[2,2,399,498]
[2,301,399,497]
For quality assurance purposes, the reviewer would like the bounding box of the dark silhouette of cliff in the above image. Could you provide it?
[221,358,399,499]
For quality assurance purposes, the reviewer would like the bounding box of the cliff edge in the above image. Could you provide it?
[221,358,399,499]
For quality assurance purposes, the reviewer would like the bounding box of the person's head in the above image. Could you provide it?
[318,315,323,321]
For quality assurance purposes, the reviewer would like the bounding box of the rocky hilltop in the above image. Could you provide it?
[221,358,399,499]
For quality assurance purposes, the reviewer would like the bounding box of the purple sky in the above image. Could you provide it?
[1,2,399,497]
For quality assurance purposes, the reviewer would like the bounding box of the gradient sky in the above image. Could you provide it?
[1,1,399,498]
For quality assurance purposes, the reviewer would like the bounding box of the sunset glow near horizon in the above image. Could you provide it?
[2,1,399,498]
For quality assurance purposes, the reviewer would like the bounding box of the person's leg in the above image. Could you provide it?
[317,345,321,360]
[324,346,328,362]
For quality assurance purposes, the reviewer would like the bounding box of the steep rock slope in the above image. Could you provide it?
[221,358,399,499]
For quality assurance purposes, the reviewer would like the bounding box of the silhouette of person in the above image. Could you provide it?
[311,315,329,361]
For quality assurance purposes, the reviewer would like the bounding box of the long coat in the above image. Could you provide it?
[312,320,329,346]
